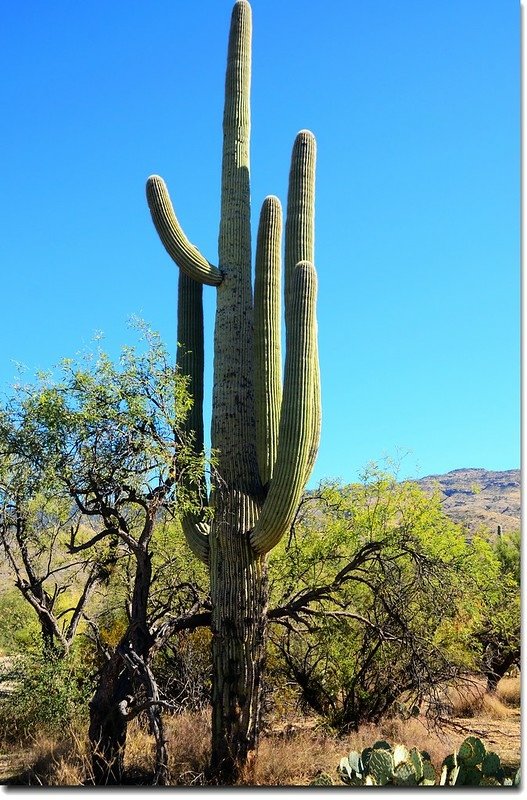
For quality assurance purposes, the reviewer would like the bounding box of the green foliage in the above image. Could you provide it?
[495,530,520,585]
[266,463,522,730]
[0,589,40,654]
[0,323,211,661]
[267,467,472,730]
[2,321,207,521]
[0,649,94,743]
[463,530,521,688]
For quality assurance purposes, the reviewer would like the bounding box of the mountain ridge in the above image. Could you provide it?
[414,467,520,535]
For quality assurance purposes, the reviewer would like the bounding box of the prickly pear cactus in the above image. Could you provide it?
[338,737,519,788]
[440,736,519,787]
[309,772,334,786]
[338,740,436,787]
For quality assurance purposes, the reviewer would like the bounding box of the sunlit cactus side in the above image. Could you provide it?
[146,0,320,781]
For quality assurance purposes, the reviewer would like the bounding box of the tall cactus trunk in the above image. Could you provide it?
[207,0,264,781]
[209,496,267,782]
[146,0,320,784]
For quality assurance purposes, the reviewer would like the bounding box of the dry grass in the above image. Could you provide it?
[441,677,486,717]
[255,726,337,785]
[436,675,520,722]
[480,692,511,720]
[123,719,156,781]
[430,676,520,722]
[165,709,210,784]
[496,676,520,707]
[2,684,521,787]
[4,722,91,786]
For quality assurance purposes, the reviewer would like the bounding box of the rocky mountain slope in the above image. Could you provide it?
[414,468,520,535]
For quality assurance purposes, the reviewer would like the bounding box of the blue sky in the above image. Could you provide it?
[1,1,519,485]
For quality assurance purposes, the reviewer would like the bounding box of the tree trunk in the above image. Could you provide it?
[88,654,130,785]
[89,547,157,785]
[485,647,520,693]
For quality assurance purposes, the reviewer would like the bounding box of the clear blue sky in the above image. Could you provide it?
[1,0,519,485]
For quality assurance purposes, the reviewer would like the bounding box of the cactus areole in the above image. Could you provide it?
[146,0,320,782]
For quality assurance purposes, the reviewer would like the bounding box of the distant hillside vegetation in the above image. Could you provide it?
[414,468,520,536]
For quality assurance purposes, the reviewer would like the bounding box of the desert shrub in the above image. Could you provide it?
[0,650,94,743]
[268,471,470,733]
[153,628,212,712]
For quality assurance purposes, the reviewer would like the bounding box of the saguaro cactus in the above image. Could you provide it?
[146,0,320,782]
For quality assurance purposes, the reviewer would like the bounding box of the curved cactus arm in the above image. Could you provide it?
[254,195,283,488]
[177,271,210,564]
[146,175,223,286]
[181,517,210,564]
[250,260,318,555]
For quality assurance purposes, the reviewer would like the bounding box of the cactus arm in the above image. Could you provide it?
[181,517,210,564]
[177,272,206,450]
[250,260,318,555]
[253,196,283,488]
[284,130,319,483]
[304,355,321,482]
[146,175,223,286]
[284,130,316,311]
[177,271,210,564]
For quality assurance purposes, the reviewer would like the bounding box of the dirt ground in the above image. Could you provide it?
[437,709,521,768]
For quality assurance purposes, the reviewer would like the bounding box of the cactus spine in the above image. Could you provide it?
[146,0,320,781]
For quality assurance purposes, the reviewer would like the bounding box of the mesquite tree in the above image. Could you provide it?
[2,330,208,784]
[146,0,320,782]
